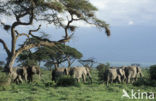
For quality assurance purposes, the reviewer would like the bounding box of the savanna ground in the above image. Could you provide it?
[0,68,155,101]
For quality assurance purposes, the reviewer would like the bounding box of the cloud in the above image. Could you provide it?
[128,21,134,25]
[1,0,156,28]
[90,0,156,26]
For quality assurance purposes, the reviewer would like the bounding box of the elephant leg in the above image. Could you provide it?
[82,74,86,83]
[25,75,28,82]
[110,78,113,84]
[14,76,19,84]
[106,75,110,86]
[134,77,137,82]
[31,75,33,82]
[121,76,125,83]
[77,78,80,83]
[118,76,121,83]
[28,74,33,83]
[127,75,131,84]
[89,76,92,84]
[18,75,23,84]
[75,78,79,83]
[87,73,92,84]
[106,78,109,86]
[123,75,127,83]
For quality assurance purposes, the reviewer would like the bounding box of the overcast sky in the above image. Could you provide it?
[90,0,156,26]
[0,0,156,66]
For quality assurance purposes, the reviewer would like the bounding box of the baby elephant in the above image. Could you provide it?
[69,66,92,83]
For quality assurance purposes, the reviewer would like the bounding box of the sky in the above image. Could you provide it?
[0,0,156,66]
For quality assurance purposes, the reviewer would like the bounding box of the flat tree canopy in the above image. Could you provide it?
[17,43,83,68]
[0,0,110,72]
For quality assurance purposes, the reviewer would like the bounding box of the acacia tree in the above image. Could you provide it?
[42,44,83,68]
[0,0,110,73]
[17,44,82,69]
[79,57,96,68]
[16,50,39,67]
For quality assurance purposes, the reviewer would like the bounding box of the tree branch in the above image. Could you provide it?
[15,30,29,39]
[29,25,41,34]
[16,41,56,58]
[64,14,74,38]
[0,38,11,56]
[11,8,34,55]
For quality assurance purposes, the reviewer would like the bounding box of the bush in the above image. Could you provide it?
[149,65,156,80]
[96,63,110,81]
[0,72,10,87]
[56,76,80,87]
[133,78,156,87]
[0,66,3,70]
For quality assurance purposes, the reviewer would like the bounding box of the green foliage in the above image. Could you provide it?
[45,81,56,87]
[0,68,156,101]
[41,1,64,12]
[56,76,80,87]
[149,65,156,80]
[96,63,110,82]
[17,50,38,66]
[38,44,82,68]
[62,0,97,12]
[0,61,5,70]
[17,43,82,68]
[0,0,110,35]
[0,72,10,87]
[0,72,9,82]
[133,78,156,87]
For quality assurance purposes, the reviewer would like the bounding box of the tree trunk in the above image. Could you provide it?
[67,59,71,68]
[67,56,72,68]
[5,54,17,73]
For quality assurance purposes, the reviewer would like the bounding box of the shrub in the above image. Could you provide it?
[149,65,156,80]
[96,63,110,81]
[0,66,3,70]
[133,78,156,87]
[0,72,10,87]
[56,76,80,87]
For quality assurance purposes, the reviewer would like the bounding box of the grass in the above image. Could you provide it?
[0,68,156,101]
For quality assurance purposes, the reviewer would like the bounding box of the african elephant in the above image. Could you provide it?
[106,68,121,86]
[106,67,126,85]
[52,67,69,82]
[136,66,143,78]
[118,67,126,82]
[27,66,41,82]
[9,68,23,84]
[69,66,92,83]
[124,66,143,83]
[16,66,28,82]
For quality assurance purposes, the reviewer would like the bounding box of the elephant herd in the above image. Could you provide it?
[7,65,143,86]
[9,66,40,84]
[106,66,143,85]
[52,66,92,83]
